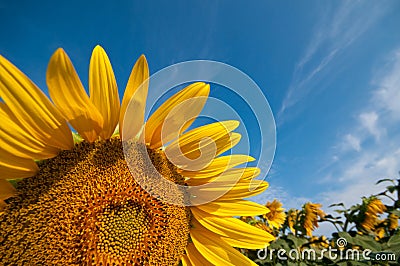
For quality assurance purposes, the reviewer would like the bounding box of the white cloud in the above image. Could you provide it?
[278,1,390,123]
[359,112,383,141]
[316,48,400,209]
[343,134,361,152]
[373,49,400,116]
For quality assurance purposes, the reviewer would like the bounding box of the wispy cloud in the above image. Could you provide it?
[343,134,361,152]
[317,47,400,208]
[278,1,390,124]
[373,49,400,116]
[359,112,383,141]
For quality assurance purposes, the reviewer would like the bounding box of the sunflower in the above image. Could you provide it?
[263,199,286,229]
[373,222,386,240]
[0,46,274,265]
[254,222,273,234]
[302,202,325,237]
[309,236,329,249]
[286,208,299,234]
[388,213,399,231]
[360,197,386,232]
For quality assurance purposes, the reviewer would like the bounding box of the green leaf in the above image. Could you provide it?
[349,205,361,211]
[386,185,396,193]
[334,210,346,214]
[376,178,394,185]
[337,231,353,242]
[390,209,400,216]
[286,234,308,248]
[6,178,22,188]
[298,262,308,266]
[329,203,345,208]
[72,132,83,144]
[352,234,382,251]
[387,230,400,251]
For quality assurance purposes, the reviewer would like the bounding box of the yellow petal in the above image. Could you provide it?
[191,209,274,249]
[0,55,73,150]
[145,82,210,149]
[89,45,120,139]
[221,180,268,200]
[119,55,149,136]
[221,234,273,250]
[195,200,269,217]
[190,220,258,266]
[181,255,192,266]
[185,242,214,266]
[47,48,103,142]
[0,179,16,200]
[148,92,209,149]
[189,179,268,204]
[187,167,260,186]
[167,120,239,152]
[165,121,240,171]
[180,155,255,178]
[120,63,149,141]
[176,133,241,162]
[0,103,59,159]
[0,148,38,179]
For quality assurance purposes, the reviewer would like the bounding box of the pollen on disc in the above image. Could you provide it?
[0,137,190,265]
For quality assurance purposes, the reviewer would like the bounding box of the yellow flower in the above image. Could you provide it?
[361,198,386,232]
[254,221,273,234]
[368,198,386,214]
[319,236,329,249]
[264,199,286,229]
[0,46,274,265]
[362,215,377,232]
[388,213,399,230]
[287,209,299,234]
[302,202,325,237]
[240,216,255,223]
[309,236,329,249]
[374,225,385,240]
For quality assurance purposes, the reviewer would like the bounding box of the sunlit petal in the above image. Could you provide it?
[47,48,103,142]
[195,199,269,217]
[180,154,255,178]
[119,55,149,137]
[0,55,73,150]
[0,103,59,159]
[145,82,210,149]
[190,220,258,265]
[89,45,120,139]
[191,210,274,249]
[0,148,38,179]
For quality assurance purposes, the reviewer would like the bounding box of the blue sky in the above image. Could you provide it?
[1,1,400,231]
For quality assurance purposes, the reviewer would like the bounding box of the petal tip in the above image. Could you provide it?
[55,48,65,55]
[93,45,105,54]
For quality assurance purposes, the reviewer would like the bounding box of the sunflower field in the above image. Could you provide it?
[241,178,400,265]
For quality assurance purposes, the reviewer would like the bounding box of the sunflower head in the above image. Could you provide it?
[388,213,399,231]
[301,202,325,237]
[0,46,275,265]
[366,198,386,214]
[360,197,386,232]
[286,208,299,234]
[264,199,286,229]
[373,222,386,240]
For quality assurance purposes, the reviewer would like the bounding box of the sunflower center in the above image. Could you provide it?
[97,201,150,258]
[0,137,190,265]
